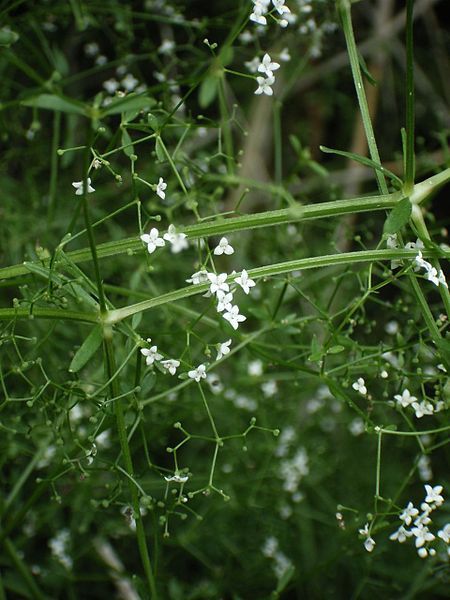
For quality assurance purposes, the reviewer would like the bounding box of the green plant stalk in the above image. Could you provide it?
[404,0,415,192]
[105,248,444,324]
[4,538,46,600]
[104,336,158,598]
[0,192,402,281]
[218,75,235,175]
[47,110,61,223]
[0,307,98,323]
[338,0,389,195]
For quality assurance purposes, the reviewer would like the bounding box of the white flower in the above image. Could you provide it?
[244,56,261,73]
[352,377,367,396]
[437,524,450,544]
[213,237,234,256]
[163,224,188,253]
[400,502,419,526]
[394,389,417,408]
[272,0,290,15]
[155,177,167,199]
[279,47,291,62]
[234,269,256,294]
[437,269,448,288]
[250,4,267,25]
[121,73,138,91]
[411,524,435,548]
[248,360,263,376]
[412,400,434,418]
[103,78,119,94]
[158,39,175,55]
[188,364,207,382]
[405,238,424,251]
[207,272,229,295]
[424,484,444,507]
[414,250,430,271]
[164,473,188,483]
[140,341,162,365]
[140,228,165,254]
[84,42,99,57]
[161,359,180,375]
[223,305,246,330]
[258,53,280,77]
[359,524,375,552]
[255,75,275,96]
[216,290,234,312]
[72,178,95,195]
[186,270,209,285]
[217,339,232,360]
[261,380,278,397]
[389,525,413,543]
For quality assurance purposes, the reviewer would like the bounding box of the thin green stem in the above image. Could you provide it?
[103,336,157,598]
[339,0,388,194]
[4,538,46,600]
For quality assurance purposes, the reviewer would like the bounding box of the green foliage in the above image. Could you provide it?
[0,1,449,599]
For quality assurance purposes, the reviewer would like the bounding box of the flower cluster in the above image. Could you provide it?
[394,388,445,419]
[140,338,180,376]
[390,485,449,558]
[387,234,448,288]
[140,224,188,255]
[250,0,291,28]
[262,536,293,579]
[253,53,280,96]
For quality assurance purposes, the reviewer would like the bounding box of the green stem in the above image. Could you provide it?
[105,248,447,324]
[339,0,388,195]
[218,76,235,175]
[0,307,98,323]
[103,337,157,598]
[404,0,415,192]
[47,110,61,223]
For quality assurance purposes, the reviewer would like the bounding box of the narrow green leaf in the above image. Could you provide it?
[357,49,377,86]
[69,326,103,372]
[101,94,154,116]
[155,137,165,162]
[199,75,218,108]
[308,334,322,362]
[121,128,134,157]
[327,345,345,354]
[383,197,412,234]
[320,145,403,187]
[21,94,86,115]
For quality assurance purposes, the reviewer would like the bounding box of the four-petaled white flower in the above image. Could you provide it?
[103,78,119,94]
[186,270,209,285]
[412,400,434,418]
[272,0,291,15]
[411,524,435,548]
[164,473,188,483]
[389,526,413,543]
[244,56,261,73]
[352,377,367,396]
[161,359,180,375]
[223,305,246,330]
[216,290,234,312]
[163,224,189,253]
[72,178,95,195]
[424,484,444,507]
[258,53,280,77]
[216,339,232,360]
[140,341,162,365]
[188,364,207,382]
[121,73,138,91]
[213,237,234,256]
[235,269,256,294]
[400,502,419,526]
[255,75,275,96]
[394,389,417,408]
[207,272,229,295]
[140,228,165,254]
[155,177,167,199]
[250,4,267,25]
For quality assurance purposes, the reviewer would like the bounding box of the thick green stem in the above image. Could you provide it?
[339,0,388,195]
[404,0,415,192]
